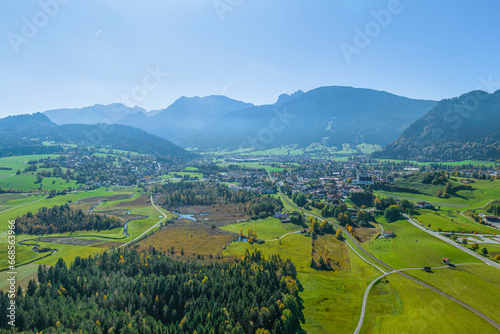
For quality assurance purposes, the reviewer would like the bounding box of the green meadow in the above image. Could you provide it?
[220,217,303,240]
[362,273,498,334]
[406,265,500,324]
[363,216,482,269]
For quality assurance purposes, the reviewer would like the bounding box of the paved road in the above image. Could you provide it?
[404,214,500,270]
[279,190,500,332]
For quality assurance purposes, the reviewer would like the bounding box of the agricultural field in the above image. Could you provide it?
[386,176,500,210]
[0,173,78,192]
[217,161,286,172]
[406,265,500,324]
[0,155,61,176]
[220,216,304,240]
[362,216,482,269]
[362,274,499,334]
[415,210,494,234]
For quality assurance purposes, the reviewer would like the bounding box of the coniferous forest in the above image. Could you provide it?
[0,248,303,334]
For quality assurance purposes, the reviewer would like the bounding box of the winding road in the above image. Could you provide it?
[278,189,500,332]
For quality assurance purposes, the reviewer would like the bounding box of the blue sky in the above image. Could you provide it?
[1,0,500,116]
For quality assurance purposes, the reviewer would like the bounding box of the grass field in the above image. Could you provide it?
[363,216,482,269]
[416,211,493,234]
[362,274,499,333]
[0,194,46,212]
[0,264,39,292]
[223,231,380,333]
[406,265,500,324]
[385,177,500,210]
[217,161,285,172]
[220,217,303,240]
[0,155,61,177]
[374,159,497,167]
[0,173,78,192]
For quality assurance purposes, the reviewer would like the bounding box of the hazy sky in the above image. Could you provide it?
[1,0,500,116]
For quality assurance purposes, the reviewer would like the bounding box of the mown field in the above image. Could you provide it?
[0,155,61,176]
[363,216,482,269]
[415,211,493,234]
[362,273,499,334]
[406,265,500,324]
[220,216,303,240]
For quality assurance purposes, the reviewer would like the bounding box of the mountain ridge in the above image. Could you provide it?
[374,89,500,161]
[43,85,436,151]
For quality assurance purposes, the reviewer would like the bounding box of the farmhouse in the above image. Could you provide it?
[442,257,451,265]
[383,231,395,238]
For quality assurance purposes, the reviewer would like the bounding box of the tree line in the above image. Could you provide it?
[0,248,303,333]
[15,204,122,234]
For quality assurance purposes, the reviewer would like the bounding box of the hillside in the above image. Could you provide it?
[0,113,191,158]
[375,90,500,161]
[190,86,436,151]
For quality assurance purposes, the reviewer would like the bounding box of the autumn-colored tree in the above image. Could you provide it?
[495,255,500,261]
[361,205,366,210]
[436,189,444,197]
[335,228,343,240]
[471,243,479,251]
[462,238,468,245]
[239,228,244,237]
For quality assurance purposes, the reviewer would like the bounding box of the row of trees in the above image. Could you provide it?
[0,249,303,333]
[15,204,122,234]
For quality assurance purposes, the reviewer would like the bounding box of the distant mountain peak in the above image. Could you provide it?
[276,90,305,105]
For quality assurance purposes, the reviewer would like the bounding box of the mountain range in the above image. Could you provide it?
[0,113,190,159]
[42,86,437,152]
